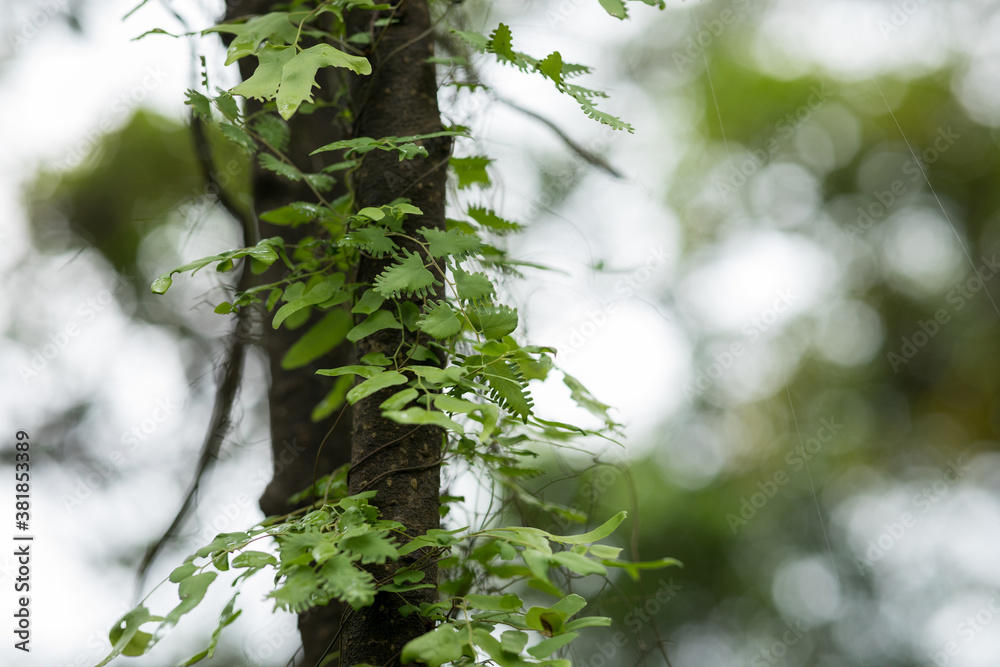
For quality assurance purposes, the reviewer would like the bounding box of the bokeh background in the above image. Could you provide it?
[2,0,1000,665]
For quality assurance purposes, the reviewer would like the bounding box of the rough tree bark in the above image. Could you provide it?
[221,1,447,664]
[342,1,450,664]
[220,2,354,664]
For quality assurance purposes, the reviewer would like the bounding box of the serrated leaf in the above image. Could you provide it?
[339,528,399,564]
[418,301,462,339]
[451,29,489,53]
[453,266,496,301]
[489,23,517,64]
[466,355,533,421]
[467,206,523,234]
[538,51,565,84]
[185,90,212,118]
[468,304,518,340]
[347,370,408,404]
[450,156,492,189]
[373,252,438,299]
[282,309,352,369]
[318,554,377,609]
[347,310,402,342]
[341,226,398,257]
[252,114,290,152]
[419,227,480,258]
[259,152,301,180]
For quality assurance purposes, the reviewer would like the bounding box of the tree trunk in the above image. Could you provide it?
[221,2,355,664]
[341,1,450,665]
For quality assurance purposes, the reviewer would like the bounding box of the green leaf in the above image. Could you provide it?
[161,572,218,634]
[563,372,618,427]
[464,593,522,611]
[450,156,492,189]
[555,511,627,544]
[232,551,278,568]
[454,266,496,301]
[373,252,438,299]
[598,0,628,18]
[204,12,299,65]
[467,355,533,421]
[451,29,489,53]
[231,44,295,101]
[501,630,529,654]
[312,375,353,421]
[347,370,409,404]
[551,551,606,576]
[527,632,579,658]
[342,226,399,258]
[418,301,462,339]
[318,554,378,609]
[467,206,523,234]
[339,528,399,564]
[604,556,683,581]
[352,289,385,315]
[185,90,212,118]
[180,593,242,666]
[252,114,290,151]
[381,387,418,411]
[276,44,372,119]
[419,227,480,258]
[588,544,622,559]
[401,623,467,667]
[97,605,162,665]
[316,365,383,379]
[259,152,301,180]
[282,309,352,369]
[347,310,403,343]
[468,304,518,340]
[272,276,346,329]
[383,407,464,432]
[169,562,198,583]
[220,123,256,153]
[260,201,328,226]
[151,275,172,294]
[538,51,565,84]
[489,23,517,65]
[562,616,612,632]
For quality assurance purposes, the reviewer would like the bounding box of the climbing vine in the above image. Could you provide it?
[97,1,675,665]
